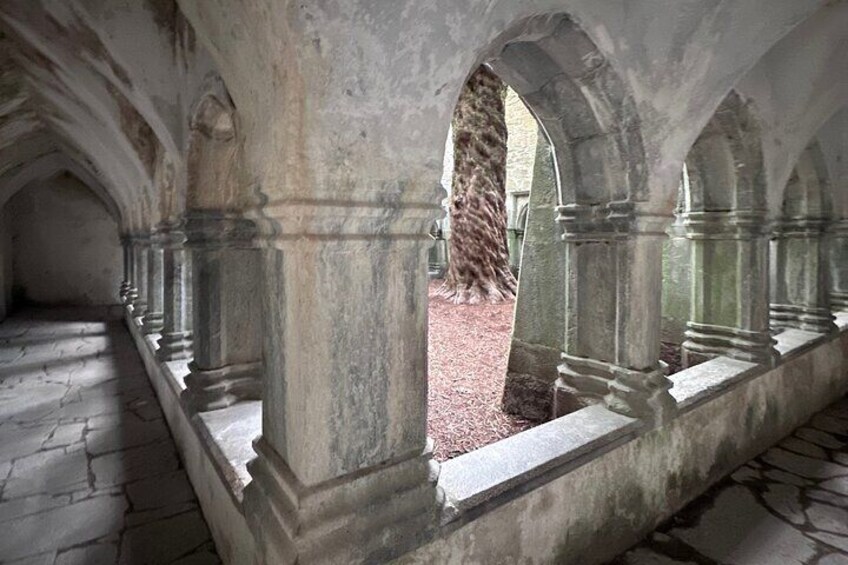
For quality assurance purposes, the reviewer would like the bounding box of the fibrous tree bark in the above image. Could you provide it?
[438,66,517,304]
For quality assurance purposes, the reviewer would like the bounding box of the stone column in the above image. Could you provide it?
[119,235,133,303]
[243,197,443,564]
[770,218,836,333]
[680,211,778,366]
[157,224,193,361]
[142,233,165,334]
[182,210,262,411]
[502,133,564,420]
[553,203,677,425]
[828,219,848,311]
[131,235,150,318]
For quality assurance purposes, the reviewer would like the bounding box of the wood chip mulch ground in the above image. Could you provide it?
[427,280,534,462]
[427,280,692,462]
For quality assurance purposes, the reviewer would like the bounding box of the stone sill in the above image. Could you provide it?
[437,315,848,529]
[124,311,257,503]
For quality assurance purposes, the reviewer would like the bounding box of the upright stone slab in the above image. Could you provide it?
[553,204,677,425]
[182,211,262,411]
[828,219,848,311]
[681,211,777,366]
[243,194,443,564]
[502,132,564,421]
[142,234,164,334]
[661,221,691,345]
[157,224,193,361]
[770,219,836,333]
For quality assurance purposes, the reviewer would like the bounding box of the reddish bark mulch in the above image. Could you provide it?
[427,281,534,462]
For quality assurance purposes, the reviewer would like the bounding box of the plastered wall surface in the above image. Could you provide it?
[6,175,121,306]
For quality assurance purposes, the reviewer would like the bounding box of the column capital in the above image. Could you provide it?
[826,218,848,236]
[184,209,258,249]
[250,195,443,247]
[556,201,670,241]
[772,217,829,238]
[680,210,770,240]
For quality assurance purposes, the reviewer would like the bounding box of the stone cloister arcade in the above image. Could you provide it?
[0,1,847,563]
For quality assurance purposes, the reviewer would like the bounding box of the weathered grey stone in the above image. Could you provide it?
[780,436,830,460]
[0,495,128,561]
[126,470,195,511]
[796,427,845,450]
[91,442,179,488]
[85,418,169,456]
[761,448,847,480]
[671,486,818,565]
[4,447,88,498]
[118,511,211,565]
[54,543,118,565]
[820,477,848,497]
[762,483,805,525]
[807,502,848,535]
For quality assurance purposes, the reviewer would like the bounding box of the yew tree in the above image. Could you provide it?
[438,66,517,304]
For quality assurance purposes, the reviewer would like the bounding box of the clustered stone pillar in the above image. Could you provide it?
[157,223,193,361]
[553,203,677,425]
[828,219,848,311]
[770,218,837,333]
[142,232,165,334]
[680,211,778,365]
[120,235,133,303]
[182,210,262,411]
[243,197,443,564]
[131,234,150,318]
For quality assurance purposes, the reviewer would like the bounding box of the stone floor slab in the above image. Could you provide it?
[612,396,848,565]
[0,309,219,564]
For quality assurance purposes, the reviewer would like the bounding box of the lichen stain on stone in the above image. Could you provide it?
[106,82,158,179]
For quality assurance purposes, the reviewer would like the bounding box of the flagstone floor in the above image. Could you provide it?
[0,308,219,565]
[611,396,848,565]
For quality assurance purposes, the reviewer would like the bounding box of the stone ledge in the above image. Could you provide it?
[439,405,641,524]
[123,309,258,563]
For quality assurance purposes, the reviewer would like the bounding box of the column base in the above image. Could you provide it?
[682,322,778,367]
[558,353,676,425]
[770,304,837,334]
[141,312,164,335]
[831,291,848,312]
[156,332,193,362]
[130,298,146,319]
[182,361,262,411]
[243,437,442,565]
[119,281,132,303]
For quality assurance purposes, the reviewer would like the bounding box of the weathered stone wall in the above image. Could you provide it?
[7,175,121,306]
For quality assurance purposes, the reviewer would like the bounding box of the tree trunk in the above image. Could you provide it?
[438,66,517,304]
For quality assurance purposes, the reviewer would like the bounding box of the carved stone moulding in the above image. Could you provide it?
[184,209,258,250]
[682,321,778,366]
[244,437,441,564]
[770,303,836,334]
[556,353,676,425]
[182,360,262,412]
[681,210,770,240]
[157,331,193,362]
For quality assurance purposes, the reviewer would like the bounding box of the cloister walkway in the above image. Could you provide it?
[613,396,848,565]
[0,308,219,564]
